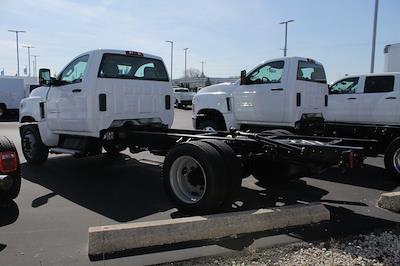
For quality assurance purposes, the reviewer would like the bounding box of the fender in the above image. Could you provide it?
[193,83,239,130]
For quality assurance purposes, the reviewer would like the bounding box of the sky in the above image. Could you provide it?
[0,0,399,82]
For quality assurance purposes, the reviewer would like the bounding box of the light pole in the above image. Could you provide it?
[184,48,189,82]
[31,55,39,77]
[23,45,34,77]
[200,61,205,77]
[279,20,294,57]
[165,41,173,81]
[8,29,26,76]
[370,0,379,73]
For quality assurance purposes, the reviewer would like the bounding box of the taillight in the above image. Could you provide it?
[0,151,19,173]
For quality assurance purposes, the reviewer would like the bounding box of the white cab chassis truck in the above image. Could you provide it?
[19,50,370,213]
[321,72,400,178]
[192,57,327,133]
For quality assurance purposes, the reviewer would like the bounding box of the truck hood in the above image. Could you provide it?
[197,82,237,94]
[28,85,48,99]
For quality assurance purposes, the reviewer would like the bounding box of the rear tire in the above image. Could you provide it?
[163,141,229,214]
[0,136,21,200]
[200,139,242,204]
[384,138,400,179]
[21,125,49,164]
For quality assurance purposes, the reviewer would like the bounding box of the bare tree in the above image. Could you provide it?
[184,68,201,78]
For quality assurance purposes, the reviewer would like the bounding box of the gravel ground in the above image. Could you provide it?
[168,229,400,266]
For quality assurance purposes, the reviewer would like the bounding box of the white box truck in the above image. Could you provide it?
[384,43,400,72]
[0,76,38,117]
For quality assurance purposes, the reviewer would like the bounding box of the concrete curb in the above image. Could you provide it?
[378,191,400,212]
[88,203,330,256]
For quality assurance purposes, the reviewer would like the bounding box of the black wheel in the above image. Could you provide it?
[103,142,126,155]
[384,138,400,179]
[0,104,5,117]
[0,136,21,200]
[163,141,229,214]
[252,158,309,186]
[200,139,242,204]
[198,120,222,132]
[21,125,49,164]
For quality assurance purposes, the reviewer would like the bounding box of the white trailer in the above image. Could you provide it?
[0,76,38,117]
[384,43,400,72]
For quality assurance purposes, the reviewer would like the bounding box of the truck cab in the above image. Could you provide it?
[19,49,173,163]
[192,57,327,131]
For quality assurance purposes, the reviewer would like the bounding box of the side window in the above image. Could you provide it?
[364,76,394,93]
[247,61,284,84]
[329,77,359,94]
[60,55,89,84]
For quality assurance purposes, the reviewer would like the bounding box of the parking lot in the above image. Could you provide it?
[1,108,400,266]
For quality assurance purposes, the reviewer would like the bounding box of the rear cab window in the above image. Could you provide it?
[98,53,169,82]
[297,60,327,84]
[364,76,394,93]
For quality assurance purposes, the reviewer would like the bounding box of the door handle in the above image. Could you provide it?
[346,97,356,100]
[385,96,396,99]
[72,89,82,93]
[271,88,283,91]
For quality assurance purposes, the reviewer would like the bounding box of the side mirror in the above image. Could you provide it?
[38,68,51,85]
[240,70,247,85]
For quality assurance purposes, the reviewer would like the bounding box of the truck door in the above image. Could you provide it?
[325,77,360,123]
[357,75,398,124]
[233,61,287,124]
[46,55,90,132]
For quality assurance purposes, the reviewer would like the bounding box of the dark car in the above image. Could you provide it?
[0,136,21,201]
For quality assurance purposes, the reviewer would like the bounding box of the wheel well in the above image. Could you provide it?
[196,109,227,130]
[21,116,37,123]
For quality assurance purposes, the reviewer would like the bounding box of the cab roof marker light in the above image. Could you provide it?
[126,51,144,56]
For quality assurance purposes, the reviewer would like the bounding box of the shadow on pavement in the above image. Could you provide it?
[21,154,173,222]
[0,200,19,227]
[315,164,398,191]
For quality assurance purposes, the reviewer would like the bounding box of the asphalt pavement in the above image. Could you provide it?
[1,108,400,266]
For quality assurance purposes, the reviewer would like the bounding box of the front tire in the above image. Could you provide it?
[21,125,49,164]
[0,136,21,200]
[163,141,229,214]
[198,120,222,132]
[384,138,400,179]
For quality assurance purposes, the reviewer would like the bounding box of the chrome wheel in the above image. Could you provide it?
[169,155,207,204]
[393,148,400,173]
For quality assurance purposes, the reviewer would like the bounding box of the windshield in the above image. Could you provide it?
[297,60,327,84]
[98,53,169,82]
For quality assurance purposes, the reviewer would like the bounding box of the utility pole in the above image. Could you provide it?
[23,45,34,77]
[165,41,173,81]
[279,20,294,57]
[31,55,39,77]
[184,48,189,82]
[200,61,205,77]
[370,0,379,73]
[8,29,26,76]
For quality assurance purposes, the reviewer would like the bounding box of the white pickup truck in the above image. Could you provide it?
[19,49,174,163]
[192,57,327,132]
[173,87,195,108]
